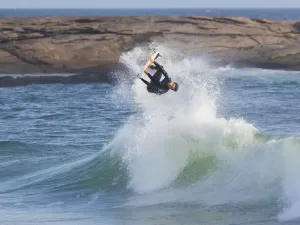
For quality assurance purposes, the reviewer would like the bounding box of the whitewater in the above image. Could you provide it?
[1,43,300,224]
[109,44,300,221]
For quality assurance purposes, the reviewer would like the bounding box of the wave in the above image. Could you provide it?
[2,43,300,222]
[108,43,300,221]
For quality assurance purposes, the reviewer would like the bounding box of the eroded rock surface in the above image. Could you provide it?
[1,16,300,86]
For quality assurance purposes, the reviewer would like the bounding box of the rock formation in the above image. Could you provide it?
[0,16,300,86]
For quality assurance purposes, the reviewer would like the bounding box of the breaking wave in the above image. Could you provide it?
[1,43,300,222]
[108,43,300,222]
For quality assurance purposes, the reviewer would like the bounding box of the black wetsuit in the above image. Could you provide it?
[140,61,171,95]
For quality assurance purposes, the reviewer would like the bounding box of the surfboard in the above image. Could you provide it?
[142,50,160,77]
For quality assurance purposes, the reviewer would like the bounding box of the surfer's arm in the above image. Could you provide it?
[139,78,150,86]
[144,71,160,86]
[147,74,160,86]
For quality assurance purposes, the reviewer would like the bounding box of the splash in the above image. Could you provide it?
[109,44,259,193]
[108,43,300,221]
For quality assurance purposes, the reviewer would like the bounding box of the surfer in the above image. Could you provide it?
[138,61,179,95]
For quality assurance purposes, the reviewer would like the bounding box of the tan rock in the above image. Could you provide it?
[0,16,300,75]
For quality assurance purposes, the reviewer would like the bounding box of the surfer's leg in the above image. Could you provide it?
[144,69,161,86]
[152,70,163,82]
[153,61,169,78]
[149,64,158,70]
[147,74,160,86]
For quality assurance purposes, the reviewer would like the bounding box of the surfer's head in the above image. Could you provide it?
[168,82,179,91]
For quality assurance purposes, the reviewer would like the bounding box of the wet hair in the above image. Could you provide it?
[173,82,179,91]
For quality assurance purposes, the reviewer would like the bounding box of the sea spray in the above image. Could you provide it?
[108,44,300,222]
[109,44,259,194]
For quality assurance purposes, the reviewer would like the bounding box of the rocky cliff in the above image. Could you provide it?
[0,16,300,86]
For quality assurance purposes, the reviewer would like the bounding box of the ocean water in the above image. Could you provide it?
[1,44,300,224]
[0,8,300,20]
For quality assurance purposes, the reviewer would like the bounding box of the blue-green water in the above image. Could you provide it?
[1,46,300,224]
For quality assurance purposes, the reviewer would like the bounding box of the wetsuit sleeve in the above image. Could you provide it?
[153,61,170,79]
[140,78,150,86]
